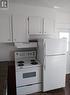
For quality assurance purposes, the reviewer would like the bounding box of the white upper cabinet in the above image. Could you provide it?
[13,15,29,42]
[0,15,12,42]
[43,17,54,35]
[28,16,43,35]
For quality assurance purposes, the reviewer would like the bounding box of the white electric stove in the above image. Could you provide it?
[15,49,42,95]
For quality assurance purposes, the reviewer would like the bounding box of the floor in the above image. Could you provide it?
[0,62,8,95]
[30,74,70,95]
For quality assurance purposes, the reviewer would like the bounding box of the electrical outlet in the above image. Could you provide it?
[0,0,8,8]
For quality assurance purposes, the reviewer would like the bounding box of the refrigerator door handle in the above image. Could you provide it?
[43,56,46,70]
[43,62,45,70]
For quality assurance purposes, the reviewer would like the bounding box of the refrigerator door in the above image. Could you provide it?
[43,54,66,91]
[44,38,67,56]
[67,52,70,74]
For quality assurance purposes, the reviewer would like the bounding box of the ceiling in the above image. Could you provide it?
[15,0,70,10]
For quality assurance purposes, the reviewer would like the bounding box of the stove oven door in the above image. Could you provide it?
[16,66,41,87]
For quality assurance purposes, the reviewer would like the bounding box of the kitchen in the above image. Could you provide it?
[0,0,70,95]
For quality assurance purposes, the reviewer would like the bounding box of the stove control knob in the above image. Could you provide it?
[16,53,18,56]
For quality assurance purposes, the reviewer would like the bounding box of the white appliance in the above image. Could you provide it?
[37,38,67,92]
[15,47,42,95]
[67,42,70,74]
[15,42,37,48]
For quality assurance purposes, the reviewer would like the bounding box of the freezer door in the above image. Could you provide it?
[43,54,66,91]
[44,39,67,55]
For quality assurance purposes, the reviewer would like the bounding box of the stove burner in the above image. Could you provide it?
[31,62,38,65]
[18,61,24,66]
[30,59,38,65]
[18,61,24,63]
[18,63,24,66]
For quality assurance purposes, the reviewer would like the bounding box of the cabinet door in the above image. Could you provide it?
[0,15,12,42]
[29,16,43,35]
[13,15,29,42]
[44,18,54,35]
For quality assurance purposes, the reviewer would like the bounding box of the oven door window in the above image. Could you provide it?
[23,72,36,78]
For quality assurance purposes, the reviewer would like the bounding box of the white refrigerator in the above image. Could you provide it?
[37,38,67,92]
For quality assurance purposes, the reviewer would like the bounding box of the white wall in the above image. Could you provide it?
[14,3,55,18]
[0,43,15,61]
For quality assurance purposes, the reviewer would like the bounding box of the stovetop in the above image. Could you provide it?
[15,59,41,69]
[17,59,38,66]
